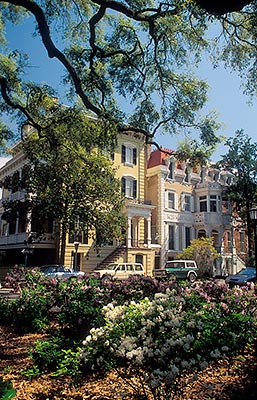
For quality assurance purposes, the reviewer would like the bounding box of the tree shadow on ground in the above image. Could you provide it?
[226,353,257,400]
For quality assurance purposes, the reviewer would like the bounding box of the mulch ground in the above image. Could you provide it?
[1,325,257,400]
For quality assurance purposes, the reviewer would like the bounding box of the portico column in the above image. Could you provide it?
[147,216,151,247]
[127,216,132,248]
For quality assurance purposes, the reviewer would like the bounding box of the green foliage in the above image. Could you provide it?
[177,237,220,277]
[29,334,79,372]
[2,100,126,259]
[0,296,11,325]
[218,130,257,255]
[8,283,54,333]
[176,129,224,166]
[54,278,106,338]
[0,0,241,148]
[0,377,16,400]
[81,282,257,399]
[1,273,257,398]
[4,264,26,292]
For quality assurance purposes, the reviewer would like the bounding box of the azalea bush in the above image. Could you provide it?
[80,282,257,399]
[54,274,107,338]
[50,274,176,337]
[0,269,58,332]
[4,264,27,292]
[0,273,176,335]
[1,272,257,399]
[8,283,55,333]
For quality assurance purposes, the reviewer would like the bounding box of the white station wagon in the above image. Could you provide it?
[95,262,144,280]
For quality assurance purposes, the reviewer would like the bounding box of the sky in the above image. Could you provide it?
[2,16,257,163]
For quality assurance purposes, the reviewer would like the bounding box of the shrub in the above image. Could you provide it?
[54,276,107,338]
[4,264,27,292]
[8,284,55,333]
[0,297,11,325]
[25,334,82,381]
[80,282,257,399]
[107,275,177,305]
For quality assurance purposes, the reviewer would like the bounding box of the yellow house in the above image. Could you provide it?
[0,122,161,277]
[0,129,245,278]
[64,131,158,276]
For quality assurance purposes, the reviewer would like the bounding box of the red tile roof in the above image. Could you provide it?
[148,148,175,168]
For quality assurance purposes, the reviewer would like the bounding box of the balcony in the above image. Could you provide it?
[193,212,225,227]
[0,232,56,248]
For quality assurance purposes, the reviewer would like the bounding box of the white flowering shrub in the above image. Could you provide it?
[80,284,257,399]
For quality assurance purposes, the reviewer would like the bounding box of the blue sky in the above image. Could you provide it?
[3,17,257,162]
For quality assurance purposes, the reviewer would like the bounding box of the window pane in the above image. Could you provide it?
[185,227,191,247]
[184,195,191,211]
[126,147,133,164]
[168,225,175,250]
[168,192,175,209]
[200,196,207,212]
[123,177,137,198]
[210,195,217,212]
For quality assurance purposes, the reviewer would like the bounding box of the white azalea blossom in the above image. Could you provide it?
[79,282,257,399]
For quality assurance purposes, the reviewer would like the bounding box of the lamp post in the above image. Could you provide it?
[74,241,80,271]
[249,207,257,278]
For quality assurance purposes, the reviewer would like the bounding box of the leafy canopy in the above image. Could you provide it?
[4,102,126,249]
[0,0,256,153]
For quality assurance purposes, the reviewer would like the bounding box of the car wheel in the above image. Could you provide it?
[188,272,196,283]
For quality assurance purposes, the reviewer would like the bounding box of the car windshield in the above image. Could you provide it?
[40,266,56,273]
[237,268,255,277]
[40,265,65,273]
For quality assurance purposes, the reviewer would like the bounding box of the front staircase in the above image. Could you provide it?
[96,245,127,269]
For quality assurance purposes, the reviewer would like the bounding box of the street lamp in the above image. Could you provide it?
[249,207,257,278]
[73,241,80,271]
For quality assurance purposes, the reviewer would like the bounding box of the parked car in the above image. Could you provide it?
[39,264,85,281]
[225,267,256,288]
[95,262,144,280]
[153,260,198,283]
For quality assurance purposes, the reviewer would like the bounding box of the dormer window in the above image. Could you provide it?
[121,144,137,166]
[200,169,205,183]
[184,168,190,183]
[213,172,219,182]
[168,161,175,180]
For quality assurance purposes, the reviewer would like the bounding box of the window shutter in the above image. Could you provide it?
[133,179,137,198]
[133,148,137,165]
[121,145,126,163]
[121,177,126,194]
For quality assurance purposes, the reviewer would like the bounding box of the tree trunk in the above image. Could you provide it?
[195,0,253,14]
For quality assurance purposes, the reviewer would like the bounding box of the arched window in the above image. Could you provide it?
[198,229,206,239]
[211,230,219,249]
